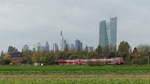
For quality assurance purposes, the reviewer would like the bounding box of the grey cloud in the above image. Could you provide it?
[0,0,149,51]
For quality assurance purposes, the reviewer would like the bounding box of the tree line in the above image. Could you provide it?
[0,41,150,65]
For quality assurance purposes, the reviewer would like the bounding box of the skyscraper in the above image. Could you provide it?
[99,17,117,49]
[70,44,75,51]
[99,20,109,47]
[75,39,83,51]
[37,42,42,51]
[109,17,117,48]
[53,43,59,52]
[45,41,50,52]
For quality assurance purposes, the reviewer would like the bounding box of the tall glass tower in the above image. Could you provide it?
[99,20,109,47]
[99,17,117,49]
[109,17,117,49]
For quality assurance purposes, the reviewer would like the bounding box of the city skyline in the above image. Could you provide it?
[0,0,150,51]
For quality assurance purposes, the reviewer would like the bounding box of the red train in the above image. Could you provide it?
[55,57,124,65]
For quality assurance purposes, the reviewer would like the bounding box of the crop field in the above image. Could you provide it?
[0,79,149,84]
[0,79,150,84]
[0,65,149,84]
[0,75,149,84]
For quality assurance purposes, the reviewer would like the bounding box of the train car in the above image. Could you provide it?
[55,57,124,65]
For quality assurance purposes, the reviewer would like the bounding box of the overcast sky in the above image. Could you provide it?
[0,0,150,51]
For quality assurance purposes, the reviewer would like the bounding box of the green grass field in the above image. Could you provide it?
[0,65,149,71]
[0,65,149,84]
[0,79,150,84]
[0,65,149,75]
[0,75,149,84]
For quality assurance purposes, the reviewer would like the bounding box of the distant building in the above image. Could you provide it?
[137,45,150,51]
[37,43,42,51]
[36,42,50,52]
[84,46,94,52]
[75,39,83,51]
[70,44,75,51]
[22,44,29,52]
[63,40,70,51]
[85,46,89,52]
[63,40,67,50]
[53,43,59,52]
[99,20,109,47]
[45,42,50,52]
[88,47,94,51]
[41,46,46,51]
[99,17,117,49]
[109,17,117,49]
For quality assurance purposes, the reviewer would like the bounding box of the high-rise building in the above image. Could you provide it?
[99,20,109,47]
[63,40,70,51]
[37,42,42,51]
[99,17,117,49]
[70,44,75,51]
[45,41,50,52]
[75,39,83,51]
[53,43,59,52]
[85,46,89,52]
[109,17,117,48]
